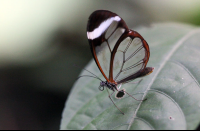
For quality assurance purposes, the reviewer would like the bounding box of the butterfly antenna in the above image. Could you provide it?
[76,75,102,82]
[73,64,103,81]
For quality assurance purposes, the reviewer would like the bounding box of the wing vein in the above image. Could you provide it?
[122,59,144,72]
[124,38,133,52]
[125,45,143,62]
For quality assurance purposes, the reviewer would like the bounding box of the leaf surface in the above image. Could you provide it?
[60,23,200,130]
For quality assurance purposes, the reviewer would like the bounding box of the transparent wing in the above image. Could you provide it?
[112,31,150,83]
[94,40,111,79]
[87,10,128,81]
[94,27,125,79]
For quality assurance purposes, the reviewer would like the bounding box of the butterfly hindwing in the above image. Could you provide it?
[112,31,150,83]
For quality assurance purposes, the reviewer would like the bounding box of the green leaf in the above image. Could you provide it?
[60,23,200,130]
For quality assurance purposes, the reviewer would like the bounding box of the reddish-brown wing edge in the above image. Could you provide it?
[89,40,110,82]
[87,10,129,83]
[109,30,150,83]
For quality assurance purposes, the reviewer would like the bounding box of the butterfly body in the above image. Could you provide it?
[99,81,117,92]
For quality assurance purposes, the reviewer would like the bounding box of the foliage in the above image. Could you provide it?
[60,23,200,130]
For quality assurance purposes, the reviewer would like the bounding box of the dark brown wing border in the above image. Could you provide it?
[109,30,150,83]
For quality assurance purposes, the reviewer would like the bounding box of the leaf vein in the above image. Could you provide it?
[148,89,186,128]
[170,60,200,88]
[133,117,155,130]
[127,28,200,129]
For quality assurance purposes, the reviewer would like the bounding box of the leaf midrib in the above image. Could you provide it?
[127,29,200,130]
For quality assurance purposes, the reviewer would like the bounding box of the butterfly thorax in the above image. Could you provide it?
[100,81,117,91]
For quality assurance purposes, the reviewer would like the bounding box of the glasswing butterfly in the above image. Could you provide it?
[83,10,154,115]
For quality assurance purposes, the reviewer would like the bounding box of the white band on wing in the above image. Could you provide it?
[87,16,121,40]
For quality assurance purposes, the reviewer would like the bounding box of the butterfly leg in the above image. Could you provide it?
[123,90,147,101]
[105,87,125,115]
[117,84,122,91]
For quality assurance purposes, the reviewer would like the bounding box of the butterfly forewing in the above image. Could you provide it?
[94,41,111,78]
[107,27,126,52]
[87,10,128,81]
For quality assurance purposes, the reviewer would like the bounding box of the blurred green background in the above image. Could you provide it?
[1,0,200,129]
